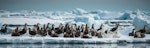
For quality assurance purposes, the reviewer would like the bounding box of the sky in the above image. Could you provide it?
[0,0,150,12]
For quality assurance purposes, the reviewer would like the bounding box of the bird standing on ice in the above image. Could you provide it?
[134,25,147,38]
[11,25,20,36]
[97,24,104,38]
[107,24,120,38]
[90,24,95,36]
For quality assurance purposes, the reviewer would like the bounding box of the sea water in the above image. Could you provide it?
[0,43,150,48]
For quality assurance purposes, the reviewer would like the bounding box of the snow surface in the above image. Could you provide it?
[0,34,150,44]
[0,8,150,44]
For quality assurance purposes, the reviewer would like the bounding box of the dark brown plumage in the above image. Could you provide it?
[134,25,147,38]
[110,24,119,32]
[50,24,58,37]
[129,29,135,36]
[11,26,20,36]
[0,25,7,33]
[29,28,36,36]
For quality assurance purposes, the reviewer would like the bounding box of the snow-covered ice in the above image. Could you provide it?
[0,34,150,44]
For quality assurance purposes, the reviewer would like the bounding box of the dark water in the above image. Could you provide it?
[0,44,150,48]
